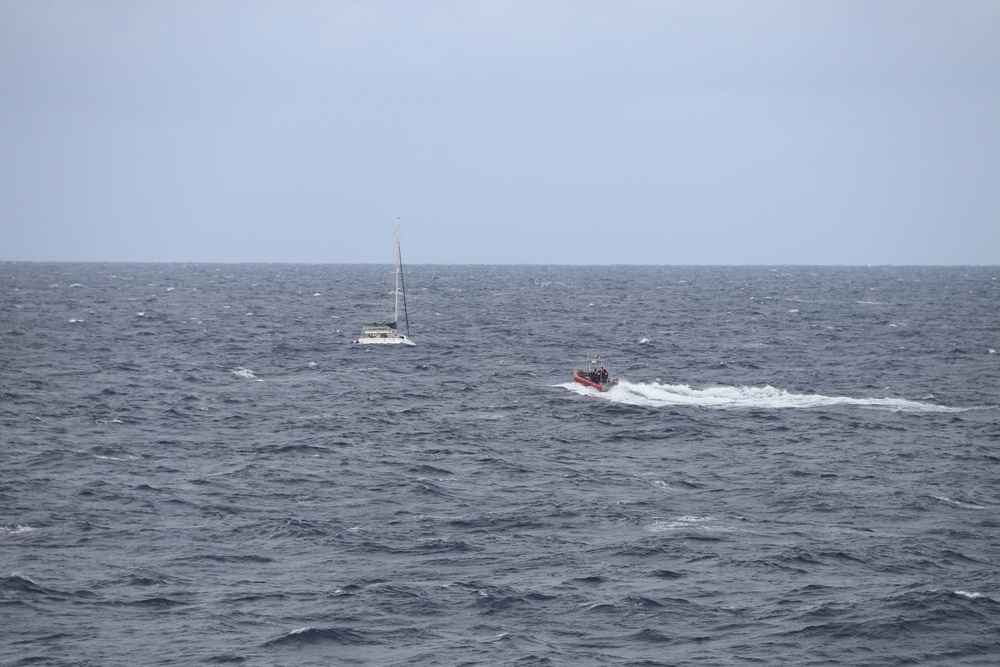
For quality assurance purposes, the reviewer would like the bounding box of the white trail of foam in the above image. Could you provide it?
[557,380,968,413]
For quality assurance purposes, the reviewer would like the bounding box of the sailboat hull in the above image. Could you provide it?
[353,323,414,345]
[354,332,415,345]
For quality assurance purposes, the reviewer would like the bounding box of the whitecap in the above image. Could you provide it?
[932,496,985,510]
[648,515,719,532]
[232,367,263,381]
[93,453,139,461]
[955,590,984,600]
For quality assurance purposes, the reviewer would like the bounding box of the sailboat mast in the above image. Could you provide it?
[393,221,401,329]
[395,218,410,336]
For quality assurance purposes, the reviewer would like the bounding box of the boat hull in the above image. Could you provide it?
[353,323,415,345]
[354,329,416,345]
[573,369,617,392]
[354,335,415,345]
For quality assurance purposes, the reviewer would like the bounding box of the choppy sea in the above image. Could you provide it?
[2,263,999,666]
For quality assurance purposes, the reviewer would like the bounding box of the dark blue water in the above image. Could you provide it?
[2,263,999,666]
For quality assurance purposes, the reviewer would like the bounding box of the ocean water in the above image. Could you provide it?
[2,263,998,666]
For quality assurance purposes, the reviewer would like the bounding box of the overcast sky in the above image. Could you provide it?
[2,1,998,264]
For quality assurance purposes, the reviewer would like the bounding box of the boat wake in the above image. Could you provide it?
[557,380,968,413]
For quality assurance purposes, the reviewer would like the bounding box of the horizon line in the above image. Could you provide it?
[2,260,997,268]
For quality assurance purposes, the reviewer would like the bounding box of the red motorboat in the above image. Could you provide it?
[573,355,618,392]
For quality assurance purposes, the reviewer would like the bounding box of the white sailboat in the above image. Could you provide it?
[354,218,415,345]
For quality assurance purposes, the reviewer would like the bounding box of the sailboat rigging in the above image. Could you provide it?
[354,218,415,345]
